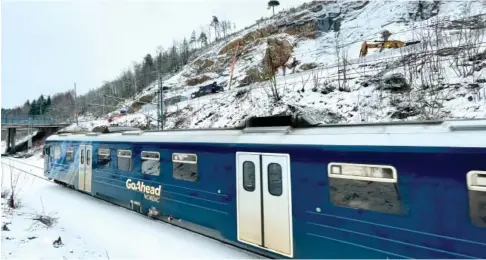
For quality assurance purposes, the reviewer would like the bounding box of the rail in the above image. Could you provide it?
[1,115,74,126]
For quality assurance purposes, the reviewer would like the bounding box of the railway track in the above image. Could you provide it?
[1,157,48,182]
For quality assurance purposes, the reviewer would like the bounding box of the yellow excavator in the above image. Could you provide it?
[359,40,420,57]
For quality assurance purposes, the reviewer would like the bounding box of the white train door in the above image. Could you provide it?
[78,145,93,193]
[236,152,293,257]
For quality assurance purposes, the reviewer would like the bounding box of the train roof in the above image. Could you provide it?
[46,115,486,148]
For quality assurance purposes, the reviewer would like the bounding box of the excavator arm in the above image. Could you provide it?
[359,40,419,57]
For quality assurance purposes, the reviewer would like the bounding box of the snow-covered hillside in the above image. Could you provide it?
[64,0,486,132]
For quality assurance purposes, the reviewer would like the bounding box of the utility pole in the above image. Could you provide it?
[227,41,240,90]
[102,94,106,115]
[156,86,160,130]
[27,117,32,151]
[74,83,78,125]
[156,69,164,130]
[160,72,164,130]
[133,76,137,96]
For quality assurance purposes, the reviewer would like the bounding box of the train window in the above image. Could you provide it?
[98,148,111,169]
[81,149,85,164]
[54,146,61,160]
[66,147,74,162]
[328,163,402,215]
[467,171,486,228]
[50,146,56,158]
[172,153,198,182]
[268,163,283,196]
[243,161,256,192]
[141,151,160,176]
[117,150,132,171]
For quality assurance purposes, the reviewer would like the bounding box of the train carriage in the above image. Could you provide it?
[43,115,486,259]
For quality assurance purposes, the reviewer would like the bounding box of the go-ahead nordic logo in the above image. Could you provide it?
[125,179,161,197]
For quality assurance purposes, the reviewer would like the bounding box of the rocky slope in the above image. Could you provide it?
[65,0,486,131]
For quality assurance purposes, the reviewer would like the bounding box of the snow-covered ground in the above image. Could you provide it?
[0,154,260,259]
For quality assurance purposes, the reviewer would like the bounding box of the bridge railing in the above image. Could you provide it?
[1,115,74,126]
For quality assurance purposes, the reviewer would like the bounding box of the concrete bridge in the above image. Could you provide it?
[2,115,72,129]
[1,115,73,154]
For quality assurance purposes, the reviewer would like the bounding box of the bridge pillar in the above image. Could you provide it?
[6,128,17,154]
[38,127,59,137]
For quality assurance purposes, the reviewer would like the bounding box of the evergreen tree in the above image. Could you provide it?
[37,95,45,114]
[267,0,280,16]
[142,54,156,87]
[199,32,208,46]
[181,38,190,64]
[190,30,197,49]
[210,16,220,41]
[169,45,179,73]
[46,96,51,108]
[29,100,38,115]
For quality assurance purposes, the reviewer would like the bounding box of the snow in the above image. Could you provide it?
[15,131,38,145]
[5,1,486,256]
[0,154,260,259]
[54,0,485,133]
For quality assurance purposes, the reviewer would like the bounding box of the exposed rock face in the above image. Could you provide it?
[237,67,267,88]
[390,105,420,119]
[219,25,279,55]
[380,73,411,92]
[408,0,440,21]
[194,59,215,73]
[263,38,294,74]
[299,62,318,71]
[219,39,242,55]
[186,75,212,86]
[284,20,318,36]
[130,93,155,111]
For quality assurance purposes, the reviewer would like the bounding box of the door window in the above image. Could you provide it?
[267,163,283,196]
[86,149,91,165]
[243,161,256,192]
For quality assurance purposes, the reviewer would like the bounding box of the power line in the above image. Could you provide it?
[1,159,48,181]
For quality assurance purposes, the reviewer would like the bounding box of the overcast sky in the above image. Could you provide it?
[1,0,307,109]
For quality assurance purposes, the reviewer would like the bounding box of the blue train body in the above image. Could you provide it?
[43,116,486,259]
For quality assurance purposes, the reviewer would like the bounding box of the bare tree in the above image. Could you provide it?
[443,2,486,77]
[334,32,342,90]
[7,161,21,209]
[334,31,349,90]
[265,74,281,102]
[1,164,8,199]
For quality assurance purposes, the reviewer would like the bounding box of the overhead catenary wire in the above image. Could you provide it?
[3,157,44,171]
[1,159,48,181]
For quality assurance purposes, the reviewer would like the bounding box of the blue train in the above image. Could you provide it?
[43,115,486,259]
